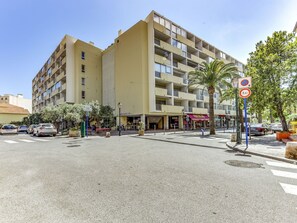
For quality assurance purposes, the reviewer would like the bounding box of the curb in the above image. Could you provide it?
[225,142,297,165]
[134,136,227,150]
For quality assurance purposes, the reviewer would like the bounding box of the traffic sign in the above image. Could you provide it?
[238,77,252,88]
[239,88,252,98]
[83,105,92,112]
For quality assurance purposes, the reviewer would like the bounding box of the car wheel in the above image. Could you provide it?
[53,134,56,137]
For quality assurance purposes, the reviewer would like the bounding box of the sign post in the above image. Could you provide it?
[83,105,92,138]
[239,85,252,150]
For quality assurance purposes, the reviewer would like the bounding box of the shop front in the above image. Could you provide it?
[169,116,179,129]
[188,114,209,129]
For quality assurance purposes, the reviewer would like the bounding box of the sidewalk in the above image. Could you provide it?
[137,129,297,165]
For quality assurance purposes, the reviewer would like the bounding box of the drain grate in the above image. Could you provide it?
[67,145,81,147]
[225,160,264,168]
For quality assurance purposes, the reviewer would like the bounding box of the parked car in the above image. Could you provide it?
[17,125,28,133]
[27,124,37,134]
[270,123,283,133]
[33,123,57,137]
[248,123,270,136]
[0,124,18,135]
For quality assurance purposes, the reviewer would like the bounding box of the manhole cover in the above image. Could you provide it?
[67,145,81,147]
[224,160,263,168]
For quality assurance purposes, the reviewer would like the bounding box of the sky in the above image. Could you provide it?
[0,0,296,99]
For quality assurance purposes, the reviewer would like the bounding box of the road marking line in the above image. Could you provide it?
[4,140,18,144]
[32,138,49,142]
[266,161,297,170]
[271,169,297,180]
[18,139,35,143]
[280,183,297,196]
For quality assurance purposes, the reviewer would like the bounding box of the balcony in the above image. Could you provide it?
[61,57,66,65]
[56,97,66,105]
[154,54,171,66]
[153,22,170,36]
[161,105,184,113]
[214,109,226,115]
[202,48,215,58]
[177,63,195,73]
[159,40,183,56]
[190,54,206,65]
[178,92,196,101]
[155,87,169,97]
[159,73,184,85]
[192,107,208,114]
[176,34,195,49]
[61,83,66,91]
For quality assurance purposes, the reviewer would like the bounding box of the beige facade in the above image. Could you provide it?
[102,11,244,130]
[0,94,32,113]
[0,103,29,124]
[32,11,244,130]
[32,35,102,113]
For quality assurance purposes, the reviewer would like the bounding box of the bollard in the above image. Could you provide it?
[105,132,110,138]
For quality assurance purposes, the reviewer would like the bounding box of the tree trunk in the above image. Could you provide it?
[208,87,215,135]
[274,94,288,131]
[258,112,262,123]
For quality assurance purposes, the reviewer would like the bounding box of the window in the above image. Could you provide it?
[81,64,85,72]
[155,63,171,74]
[82,77,85,85]
[82,91,85,99]
[153,14,160,23]
[81,51,85,60]
[47,68,52,76]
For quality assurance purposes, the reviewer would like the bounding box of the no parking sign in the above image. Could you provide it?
[238,77,252,88]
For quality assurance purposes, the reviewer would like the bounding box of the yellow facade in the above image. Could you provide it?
[32,11,244,130]
[0,114,28,124]
[32,35,102,113]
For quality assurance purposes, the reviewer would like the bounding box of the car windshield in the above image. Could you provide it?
[42,124,53,127]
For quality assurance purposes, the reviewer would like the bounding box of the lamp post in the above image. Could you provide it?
[182,109,185,132]
[118,102,122,136]
[232,78,241,144]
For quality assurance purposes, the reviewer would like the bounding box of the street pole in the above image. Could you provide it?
[86,111,89,138]
[118,102,122,136]
[244,98,249,149]
[235,87,241,144]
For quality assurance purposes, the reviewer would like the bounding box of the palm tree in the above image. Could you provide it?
[189,59,239,135]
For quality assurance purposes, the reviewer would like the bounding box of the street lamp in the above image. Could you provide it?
[118,102,122,136]
[232,78,241,144]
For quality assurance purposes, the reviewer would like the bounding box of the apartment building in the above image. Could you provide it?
[32,35,102,113]
[102,11,244,130]
[0,94,32,113]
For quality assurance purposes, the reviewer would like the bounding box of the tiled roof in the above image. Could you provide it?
[0,103,29,115]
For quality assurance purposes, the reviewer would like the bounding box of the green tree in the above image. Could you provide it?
[99,105,115,127]
[246,31,297,131]
[189,59,239,135]
[64,104,84,128]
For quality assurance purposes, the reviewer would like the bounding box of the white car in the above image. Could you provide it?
[33,123,57,137]
[0,124,18,135]
[270,123,283,133]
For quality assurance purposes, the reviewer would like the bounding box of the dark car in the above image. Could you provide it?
[248,123,270,136]
[18,125,28,133]
[0,124,18,135]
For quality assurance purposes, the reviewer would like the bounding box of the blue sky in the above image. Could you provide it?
[0,0,296,99]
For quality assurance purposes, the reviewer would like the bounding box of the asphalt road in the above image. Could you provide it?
[0,133,296,223]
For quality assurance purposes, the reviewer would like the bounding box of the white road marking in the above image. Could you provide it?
[266,161,297,170]
[18,139,35,143]
[3,140,18,144]
[32,138,49,142]
[280,183,297,196]
[271,169,297,180]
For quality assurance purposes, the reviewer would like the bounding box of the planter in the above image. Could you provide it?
[69,129,81,137]
[276,132,290,141]
[138,130,145,136]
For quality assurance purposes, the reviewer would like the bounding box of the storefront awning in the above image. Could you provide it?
[188,114,209,121]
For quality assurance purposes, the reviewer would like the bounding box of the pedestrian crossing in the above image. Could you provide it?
[1,138,50,144]
[266,161,297,196]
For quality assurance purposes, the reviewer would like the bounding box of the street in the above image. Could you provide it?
[0,133,297,223]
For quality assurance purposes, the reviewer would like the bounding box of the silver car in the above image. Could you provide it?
[270,123,283,133]
[0,124,18,135]
[33,123,57,137]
